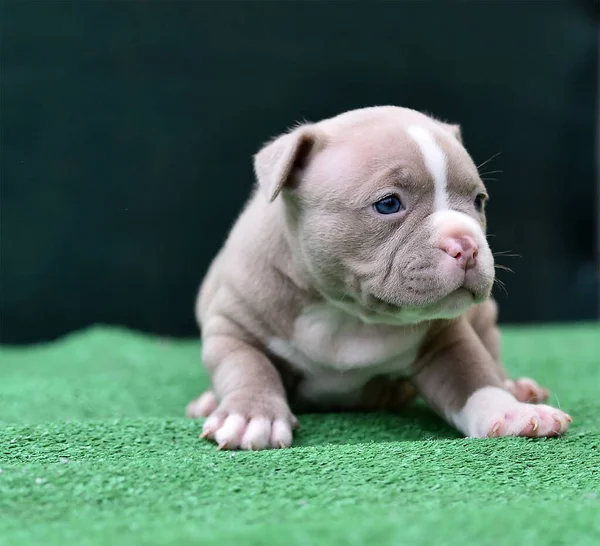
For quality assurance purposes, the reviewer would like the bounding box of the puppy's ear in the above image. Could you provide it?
[253,125,323,202]
[440,122,463,144]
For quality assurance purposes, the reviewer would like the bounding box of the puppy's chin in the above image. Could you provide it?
[382,289,478,324]
[328,285,489,326]
[413,288,480,320]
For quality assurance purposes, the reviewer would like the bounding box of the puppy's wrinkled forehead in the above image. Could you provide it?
[307,108,481,207]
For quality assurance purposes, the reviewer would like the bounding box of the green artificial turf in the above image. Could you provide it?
[1,324,599,546]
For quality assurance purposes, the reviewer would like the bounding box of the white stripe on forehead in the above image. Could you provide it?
[406,125,448,210]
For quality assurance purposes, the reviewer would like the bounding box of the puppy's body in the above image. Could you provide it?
[198,191,428,409]
[189,106,569,449]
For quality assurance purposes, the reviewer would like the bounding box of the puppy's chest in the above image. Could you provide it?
[267,304,427,401]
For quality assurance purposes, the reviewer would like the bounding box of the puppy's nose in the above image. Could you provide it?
[439,235,478,269]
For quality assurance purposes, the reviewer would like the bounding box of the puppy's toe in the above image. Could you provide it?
[214,414,247,450]
[200,412,224,440]
[242,418,295,449]
[186,390,217,418]
[270,419,293,448]
[482,404,571,438]
[199,393,297,450]
[240,418,272,450]
[505,377,549,403]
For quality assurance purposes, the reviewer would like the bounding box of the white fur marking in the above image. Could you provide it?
[407,126,448,211]
[452,386,571,438]
[267,303,428,403]
[452,387,516,437]
[430,209,485,242]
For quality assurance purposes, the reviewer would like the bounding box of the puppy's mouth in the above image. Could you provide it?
[335,282,485,325]
[326,263,493,324]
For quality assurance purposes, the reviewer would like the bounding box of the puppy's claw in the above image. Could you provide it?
[488,422,501,437]
[217,441,228,451]
[552,417,561,430]
[531,417,539,432]
[199,430,210,439]
[566,414,573,423]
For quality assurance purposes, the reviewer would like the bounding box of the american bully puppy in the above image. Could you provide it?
[187,106,571,450]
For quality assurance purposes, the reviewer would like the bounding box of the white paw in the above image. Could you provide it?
[200,394,297,450]
[186,390,217,418]
[454,387,572,438]
[504,377,549,403]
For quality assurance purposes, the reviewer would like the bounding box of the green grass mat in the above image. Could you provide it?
[1,324,599,545]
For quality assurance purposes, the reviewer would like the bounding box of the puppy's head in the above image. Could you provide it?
[254,106,494,324]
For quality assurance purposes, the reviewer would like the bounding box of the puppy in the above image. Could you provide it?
[187,106,571,450]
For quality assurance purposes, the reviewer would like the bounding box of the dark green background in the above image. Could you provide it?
[1,1,598,344]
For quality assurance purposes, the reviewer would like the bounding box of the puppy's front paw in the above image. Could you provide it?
[455,387,572,439]
[504,377,549,403]
[200,392,298,450]
[482,403,571,438]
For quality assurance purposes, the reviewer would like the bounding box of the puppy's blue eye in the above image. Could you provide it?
[374,195,403,215]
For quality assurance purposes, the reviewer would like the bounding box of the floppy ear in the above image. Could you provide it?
[253,125,322,202]
[441,122,463,144]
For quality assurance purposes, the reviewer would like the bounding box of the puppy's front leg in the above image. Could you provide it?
[200,333,297,450]
[412,319,571,438]
[467,300,549,403]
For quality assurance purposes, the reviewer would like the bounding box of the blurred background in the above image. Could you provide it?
[1,1,598,345]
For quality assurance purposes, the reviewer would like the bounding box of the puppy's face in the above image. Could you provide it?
[255,107,495,324]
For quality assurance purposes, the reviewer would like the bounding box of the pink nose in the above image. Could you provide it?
[439,235,478,269]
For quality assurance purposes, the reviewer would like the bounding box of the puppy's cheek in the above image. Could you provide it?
[477,247,496,278]
[399,253,459,306]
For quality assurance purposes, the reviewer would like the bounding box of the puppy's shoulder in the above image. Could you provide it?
[197,191,308,342]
